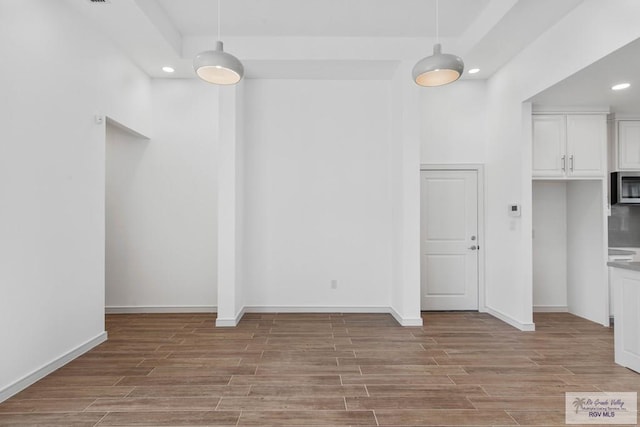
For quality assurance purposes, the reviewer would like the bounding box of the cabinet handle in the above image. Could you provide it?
[561,155,566,171]
[570,155,574,171]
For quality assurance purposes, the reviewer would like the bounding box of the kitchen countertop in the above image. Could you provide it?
[608,248,636,256]
[608,261,640,272]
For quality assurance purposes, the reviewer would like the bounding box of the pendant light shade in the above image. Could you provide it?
[193,0,243,85]
[194,41,244,85]
[412,43,464,87]
[412,0,464,87]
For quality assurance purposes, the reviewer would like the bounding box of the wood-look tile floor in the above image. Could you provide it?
[1,312,638,426]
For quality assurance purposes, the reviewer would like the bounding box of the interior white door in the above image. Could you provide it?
[421,170,479,310]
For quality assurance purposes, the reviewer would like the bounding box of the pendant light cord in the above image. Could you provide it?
[217,0,221,41]
[435,0,439,44]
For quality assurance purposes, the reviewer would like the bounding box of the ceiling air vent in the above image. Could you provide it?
[88,0,111,3]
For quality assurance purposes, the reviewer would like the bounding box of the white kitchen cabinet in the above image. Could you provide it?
[610,264,640,373]
[617,121,640,170]
[532,115,566,177]
[608,250,635,317]
[533,114,606,178]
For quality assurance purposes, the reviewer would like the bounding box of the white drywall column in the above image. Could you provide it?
[217,83,245,327]
[390,62,423,326]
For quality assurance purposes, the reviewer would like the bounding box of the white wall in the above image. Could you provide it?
[420,80,487,164]
[0,0,151,400]
[242,79,392,309]
[485,0,640,330]
[105,79,218,311]
[532,181,567,310]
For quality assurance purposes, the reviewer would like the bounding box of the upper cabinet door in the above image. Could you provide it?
[618,121,640,170]
[566,114,606,177]
[533,115,566,178]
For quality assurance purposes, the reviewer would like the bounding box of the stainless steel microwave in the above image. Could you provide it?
[612,172,640,204]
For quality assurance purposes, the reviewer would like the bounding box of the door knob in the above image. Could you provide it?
[468,245,477,250]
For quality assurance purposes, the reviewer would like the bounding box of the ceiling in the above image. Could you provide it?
[530,38,640,116]
[66,1,640,115]
[67,0,584,80]
[157,0,489,38]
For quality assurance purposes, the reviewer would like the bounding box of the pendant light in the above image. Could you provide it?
[194,0,244,85]
[412,0,464,87]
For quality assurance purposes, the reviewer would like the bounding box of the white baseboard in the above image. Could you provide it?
[105,305,424,327]
[0,332,107,403]
[533,305,569,313]
[241,306,423,327]
[389,307,424,326]
[243,305,392,314]
[486,307,536,331]
[216,306,246,327]
[105,305,416,326]
[215,319,237,327]
[105,305,216,314]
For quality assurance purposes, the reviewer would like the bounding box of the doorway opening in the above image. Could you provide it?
[105,118,150,315]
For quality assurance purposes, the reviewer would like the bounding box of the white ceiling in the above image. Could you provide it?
[156,0,489,38]
[530,38,640,115]
[67,1,640,115]
[53,1,640,120]
[67,0,585,81]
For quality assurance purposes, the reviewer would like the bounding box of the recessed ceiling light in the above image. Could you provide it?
[162,66,175,73]
[612,82,630,91]
[468,68,480,74]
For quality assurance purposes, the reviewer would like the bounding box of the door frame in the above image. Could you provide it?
[420,164,486,312]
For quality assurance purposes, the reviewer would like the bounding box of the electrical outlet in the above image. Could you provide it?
[331,279,338,289]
